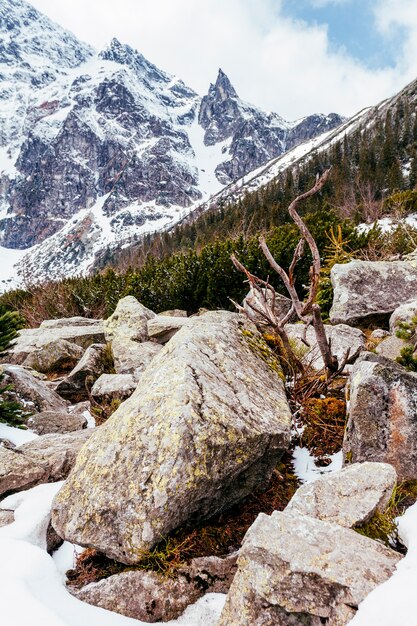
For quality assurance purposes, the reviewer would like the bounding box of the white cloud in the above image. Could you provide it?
[27,0,417,119]
[309,0,351,7]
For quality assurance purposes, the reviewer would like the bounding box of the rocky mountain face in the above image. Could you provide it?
[0,0,343,282]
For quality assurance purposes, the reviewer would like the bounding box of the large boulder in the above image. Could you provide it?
[104,296,155,343]
[219,510,401,626]
[55,344,106,400]
[0,430,91,497]
[375,335,406,361]
[285,462,397,528]
[7,319,105,364]
[147,316,191,344]
[26,410,87,435]
[22,339,84,374]
[91,374,137,402]
[285,323,365,370]
[51,312,292,564]
[330,260,417,327]
[389,299,417,333]
[1,364,68,413]
[111,339,162,376]
[344,353,417,479]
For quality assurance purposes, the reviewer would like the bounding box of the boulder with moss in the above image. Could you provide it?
[51,311,292,564]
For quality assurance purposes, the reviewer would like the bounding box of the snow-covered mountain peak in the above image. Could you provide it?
[209,68,239,102]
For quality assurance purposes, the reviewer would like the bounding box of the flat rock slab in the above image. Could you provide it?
[330,260,417,327]
[26,410,87,435]
[219,510,401,626]
[344,353,417,480]
[0,430,92,498]
[8,322,105,364]
[285,323,365,370]
[91,374,137,402]
[375,335,406,361]
[1,364,68,413]
[147,316,191,344]
[52,311,292,564]
[286,462,397,527]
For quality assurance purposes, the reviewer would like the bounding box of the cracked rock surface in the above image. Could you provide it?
[51,311,292,564]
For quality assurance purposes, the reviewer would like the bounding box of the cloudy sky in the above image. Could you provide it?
[29,0,417,120]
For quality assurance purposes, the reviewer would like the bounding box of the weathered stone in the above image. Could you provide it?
[375,335,406,361]
[243,289,296,327]
[219,510,401,626]
[344,352,417,479]
[104,296,155,343]
[55,344,106,400]
[1,364,68,412]
[159,310,188,318]
[17,430,92,486]
[285,462,397,528]
[72,570,201,623]
[285,323,365,370]
[52,312,292,564]
[0,447,46,497]
[26,411,87,435]
[22,339,84,374]
[73,553,237,622]
[389,300,417,333]
[147,316,190,344]
[370,329,390,340]
[46,521,63,554]
[91,374,137,402]
[40,318,102,329]
[0,510,14,527]
[111,339,162,376]
[330,260,417,327]
[8,322,105,364]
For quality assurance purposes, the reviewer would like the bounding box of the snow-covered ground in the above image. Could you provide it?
[292,446,343,483]
[0,246,30,293]
[0,480,226,626]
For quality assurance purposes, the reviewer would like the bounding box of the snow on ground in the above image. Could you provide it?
[186,116,229,197]
[0,423,38,446]
[292,446,343,483]
[357,213,417,235]
[0,482,226,626]
[348,500,417,626]
[0,246,29,292]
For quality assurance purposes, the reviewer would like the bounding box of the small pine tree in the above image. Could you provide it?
[0,310,28,426]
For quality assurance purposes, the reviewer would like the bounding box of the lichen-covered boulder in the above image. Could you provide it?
[219,510,401,626]
[91,374,137,402]
[1,364,68,413]
[51,312,292,564]
[375,335,406,361]
[285,462,397,528]
[344,353,417,479]
[104,296,155,343]
[22,339,84,374]
[111,339,162,376]
[330,260,417,327]
[285,323,365,370]
[55,344,106,400]
[147,316,191,344]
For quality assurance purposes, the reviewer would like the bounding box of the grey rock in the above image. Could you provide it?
[330,260,417,327]
[26,410,87,435]
[8,322,105,365]
[52,311,292,564]
[55,344,106,400]
[147,316,190,344]
[0,510,14,527]
[40,318,102,329]
[178,553,238,594]
[0,447,46,497]
[104,297,155,343]
[243,289,296,327]
[389,300,417,333]
[219,510,401,626]
[158,310,188,318]
[344,352,417,479]
[370,329,391,340]
[91,374,137,402]
[73,570,201,623]
[285,462,397,528]
[285,323,365,370]
[46,521,63,554]
[375,335,407,361]
[22,339,84,374]
[1,364,68,412]
[111,339,162,376]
